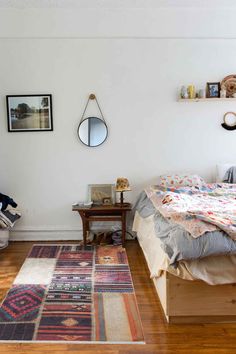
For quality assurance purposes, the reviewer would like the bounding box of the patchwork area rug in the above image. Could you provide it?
[0,244,144,343]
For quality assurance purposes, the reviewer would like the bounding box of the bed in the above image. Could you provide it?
[133,180,236,324]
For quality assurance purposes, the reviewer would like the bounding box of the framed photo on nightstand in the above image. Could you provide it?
[88,184,115,205]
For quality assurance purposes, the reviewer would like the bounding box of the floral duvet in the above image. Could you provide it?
[145,183,236,241]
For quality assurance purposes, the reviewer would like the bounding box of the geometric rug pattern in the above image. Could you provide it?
[0,244,144,343]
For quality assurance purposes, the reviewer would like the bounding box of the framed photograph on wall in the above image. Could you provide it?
[88,184,115,205]
[6,94,53,132]
[206,82,221,98]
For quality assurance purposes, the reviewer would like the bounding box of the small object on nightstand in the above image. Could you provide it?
[115,177,131,207]
[72,201,93,208]
[102,197,112,205]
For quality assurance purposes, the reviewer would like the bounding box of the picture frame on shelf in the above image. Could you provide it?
[206,82,221,98]
[88,184,115,205]
[6,94,53,132]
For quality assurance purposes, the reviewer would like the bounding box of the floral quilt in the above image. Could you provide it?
[145,183,236,240]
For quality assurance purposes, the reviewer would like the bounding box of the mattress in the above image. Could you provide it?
[133,211,236,285]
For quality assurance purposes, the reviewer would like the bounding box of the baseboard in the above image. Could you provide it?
[9,228,134,242]
[9,229,83,241]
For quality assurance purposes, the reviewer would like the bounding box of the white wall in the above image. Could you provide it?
[1,5,236,239]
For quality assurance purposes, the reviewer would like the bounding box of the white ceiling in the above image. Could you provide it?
[0,0,236,8]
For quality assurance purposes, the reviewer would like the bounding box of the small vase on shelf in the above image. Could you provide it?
[187,85,196,99]
[220,88,227,98]
[180,86,189,99]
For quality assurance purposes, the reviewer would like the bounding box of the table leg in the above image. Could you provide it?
[85,219,90,246]
[121,211,126,247]
[80,212,87,247]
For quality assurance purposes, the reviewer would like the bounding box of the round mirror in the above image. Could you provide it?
[78,117,108,147]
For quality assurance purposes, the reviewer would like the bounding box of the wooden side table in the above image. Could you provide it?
[72,204,132,247]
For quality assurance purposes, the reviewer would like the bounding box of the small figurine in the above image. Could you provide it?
[180,86,188,99]
[220,84,227,98]
[198,89,206,98]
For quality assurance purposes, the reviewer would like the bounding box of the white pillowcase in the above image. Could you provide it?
[159,174,206,188]
[216,164,235,182]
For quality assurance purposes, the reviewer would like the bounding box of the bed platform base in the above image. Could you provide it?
[153,272,236,324]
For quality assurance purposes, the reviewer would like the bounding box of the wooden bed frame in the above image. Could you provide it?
[134,210,236,324]
[153,271,236,324]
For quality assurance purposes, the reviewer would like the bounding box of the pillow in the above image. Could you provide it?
[216,163,236,182]
[160,174,206,188]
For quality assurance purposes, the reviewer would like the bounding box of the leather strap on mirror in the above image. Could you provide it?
[80,94,106,123]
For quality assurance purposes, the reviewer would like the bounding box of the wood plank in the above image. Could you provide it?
[152,272,167,314]
[168,273,236,316]
[178,98,236,102]
[168,315,236,324]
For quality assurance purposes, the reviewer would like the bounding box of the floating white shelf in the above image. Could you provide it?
[178,98,236,102]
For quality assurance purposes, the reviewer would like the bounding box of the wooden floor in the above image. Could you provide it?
[0,241,236,354]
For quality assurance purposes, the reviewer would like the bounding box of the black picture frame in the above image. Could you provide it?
[206,82,221,98]
[6,94,53,132]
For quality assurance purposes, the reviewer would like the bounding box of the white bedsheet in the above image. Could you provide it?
[133,211,236,285]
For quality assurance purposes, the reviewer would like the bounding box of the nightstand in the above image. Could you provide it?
[72,204,132,247]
